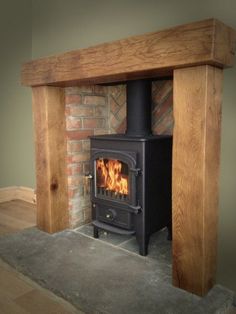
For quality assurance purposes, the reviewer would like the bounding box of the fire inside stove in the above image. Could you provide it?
[95,158,129,200]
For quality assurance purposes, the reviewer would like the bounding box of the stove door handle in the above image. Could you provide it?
[128,205,142,214]
[84,173,93,194]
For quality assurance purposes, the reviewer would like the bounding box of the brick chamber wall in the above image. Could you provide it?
[65,80,173,228]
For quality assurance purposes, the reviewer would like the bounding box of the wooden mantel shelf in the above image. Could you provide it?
[21,18,235,87]
[21,18,236,297]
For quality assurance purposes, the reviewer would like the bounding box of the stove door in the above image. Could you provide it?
[91,149,138,208]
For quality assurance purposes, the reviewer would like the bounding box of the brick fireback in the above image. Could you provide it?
[65,81,173,228]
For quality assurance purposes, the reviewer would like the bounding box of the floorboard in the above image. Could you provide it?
[0,200,36,235]
[0,200,83,313]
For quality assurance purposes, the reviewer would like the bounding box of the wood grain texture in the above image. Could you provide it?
[0,258,82,314]
[21,19,236,87]
[172,65,223,296]
[32,86,69,233]
[0,200,36,235]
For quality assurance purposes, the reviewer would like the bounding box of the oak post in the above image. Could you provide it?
[172,65,223,295]
[32,86,69,233]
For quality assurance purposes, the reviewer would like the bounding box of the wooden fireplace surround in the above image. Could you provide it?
[21,19,236,296]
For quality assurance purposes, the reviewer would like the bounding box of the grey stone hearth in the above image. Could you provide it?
[0,226,234,314]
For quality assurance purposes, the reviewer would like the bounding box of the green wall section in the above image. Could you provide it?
[218,67,236,290]
[0,0,236,292]
[0,0,34,188]
[32,0,236,58]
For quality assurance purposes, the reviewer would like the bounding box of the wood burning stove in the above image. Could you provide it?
[87,79,172,256]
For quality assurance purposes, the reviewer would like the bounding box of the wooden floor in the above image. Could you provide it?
[0,200,36,236]
[0,200,83,314]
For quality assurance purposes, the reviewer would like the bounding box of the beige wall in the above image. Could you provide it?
[1,0,235,292]
[0,0,34,188]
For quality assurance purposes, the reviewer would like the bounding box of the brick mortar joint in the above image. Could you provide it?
[67,151,89,155]
[82,93,107,99]
[65,87,107,96]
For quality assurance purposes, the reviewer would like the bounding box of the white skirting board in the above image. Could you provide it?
[0,186,36,204]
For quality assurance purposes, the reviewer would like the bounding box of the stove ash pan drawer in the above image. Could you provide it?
[94,203,133,230]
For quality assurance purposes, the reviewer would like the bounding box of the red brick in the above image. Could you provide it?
[65,106,71,116]
[66,85,94,94]
[82,140,90,152]
[116,88,126,105]
[116,119,126,134]
[83,95,106,106]
[117,105,126,121]
[152,111,173,135]
[68,188,78,198]
[67,153,90,163]
[109,127,116,134]
[152,81,163,95]
[93,85,107,95]
[93,129,109,135]
[65,87,80,95]
[84,207,92,223]
[66,105,94,117]
[67,164,83,176]
[66,117,82,130]
[67,175,83,187]
[83,162,90,174]
[70,212,85,228]
[72,164,83,175]
[66,130,93,140]
[110,113,120,129]
[67,141,82,153]
[77,85,94,93]
[65,94,82,104]
[94,105,107,117]
[152,80,173,104]
[67,167,73,176]
[109,85,122,98]
[83,118,106,129]
[152,93,173,120]
[110,97,120,114]
[68,204,73,212]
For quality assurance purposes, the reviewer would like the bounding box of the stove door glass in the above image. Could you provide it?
[95,158,129,201]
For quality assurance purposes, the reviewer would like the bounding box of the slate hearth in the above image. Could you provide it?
[77,223,172,266]
[0,226,234,314]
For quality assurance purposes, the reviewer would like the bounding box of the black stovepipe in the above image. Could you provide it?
[126,79,152,137]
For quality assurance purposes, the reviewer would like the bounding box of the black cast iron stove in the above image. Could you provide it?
[88,79,172,256]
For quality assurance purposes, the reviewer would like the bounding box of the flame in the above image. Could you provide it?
[96,159,128,195]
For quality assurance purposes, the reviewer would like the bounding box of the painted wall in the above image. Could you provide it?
[0,0,34,188]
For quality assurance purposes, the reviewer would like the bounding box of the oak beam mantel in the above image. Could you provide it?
[22,19,235,87]
[21,18,236,296]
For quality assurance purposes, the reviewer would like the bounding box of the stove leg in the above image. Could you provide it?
[167,223,172,241]
[136,233,149,256]
[93,226,99,238]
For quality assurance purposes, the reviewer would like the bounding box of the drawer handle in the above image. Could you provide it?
[105,209,116,220]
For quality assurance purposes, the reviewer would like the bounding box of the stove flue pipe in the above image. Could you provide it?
[126,79,152,137]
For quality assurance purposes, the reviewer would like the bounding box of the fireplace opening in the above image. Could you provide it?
[87,79,172,256]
